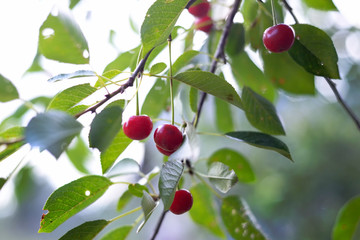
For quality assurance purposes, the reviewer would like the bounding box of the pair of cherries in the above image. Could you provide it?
[123,115,183,156]
[188,0,213,33]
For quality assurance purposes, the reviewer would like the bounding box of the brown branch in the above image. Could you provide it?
[74,49,153,119]
[324,77,360,130]
[193,0,242,127]
[281,0,299,24]
[150,210,168,240]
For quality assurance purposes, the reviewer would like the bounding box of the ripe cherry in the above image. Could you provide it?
[154,124,183,152]
[155,145,175,156]
[188,0,210,18]
[170,189,193,215]
[263,24,295,53]
[194,16,213,33]
[123,115,153,140]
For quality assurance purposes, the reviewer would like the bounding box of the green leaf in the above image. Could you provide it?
[288,24,340,79]
[225,131,292,161]
[215,98,234,133]
[142,78,170,119]
[189,87,198,113]
[0,74,19,102]
[100,130,132,174]
[189,183,225,238]
[150,62,167,75]
[103,46,141,73]
[0,127,25,161]
[66,137,91,174]
[158,160,185,211]
[302,0,337,11]
[262,51,315,94]
[225,23,245,57]
[117,190,133,212]
[242,87,285,135]
[128,183,149,198]
[25,111,83,159]
[47,83,97,113]
[47,70,96,82]
[14,166,36,204]
[207,162,238,193]
[221,196,268,240]
[208,148,255,183]
[39,10,89,64]
[100,225,133,240]
[0,141,25,162]
[39,175,113,233]
[332,195,360,240]
[89,106,123,152]
[59,220,109,240]
[172,50,201,74]
[137,191,159,233]
[0,178,6,190]
[26,50,44,73]
[175,70,243,109]
[140,0,189,55]
[107,158,140,177]
[69,0,81,9]
[230,52,276,102]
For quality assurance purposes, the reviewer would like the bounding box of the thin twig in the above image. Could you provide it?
[193,0,242,127]
[0,138,25,145]
[281,0,299,24]
[324,77,360,130]
[150,210,168,240]
[74,49,153,119]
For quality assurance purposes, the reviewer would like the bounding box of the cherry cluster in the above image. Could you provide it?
[188,0,213,34]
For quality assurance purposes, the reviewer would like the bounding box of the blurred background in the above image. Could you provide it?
[0,0,359,239]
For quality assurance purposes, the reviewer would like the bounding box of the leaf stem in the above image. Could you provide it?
[194,171,222,199]
[109,206,142,223]
[168,35,175,125]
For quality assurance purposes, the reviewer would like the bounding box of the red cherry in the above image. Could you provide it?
[154,124,183,152]
[194,16,213,33]
[123,115,153,140]
[170,189,193,215]
[263,24,295,53]
[188,0,210,18]
[156,145,175,156]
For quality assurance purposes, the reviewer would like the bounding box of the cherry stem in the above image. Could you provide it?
[270,0,277,25]
[109,206,142,223]
[168,34,175,125]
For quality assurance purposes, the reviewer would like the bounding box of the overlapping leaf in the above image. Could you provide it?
[59,220,109,240]
[101,225,133,240]
[0,74,19,102]
[137,191,159,233]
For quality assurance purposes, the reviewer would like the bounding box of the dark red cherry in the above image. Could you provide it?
[123,115,153,140]
[188,0,210,18]
[170,189,193,215]
[155,145,175,156]
[263,24,295,53]
[153,124,183,152]
[194,16,213,33]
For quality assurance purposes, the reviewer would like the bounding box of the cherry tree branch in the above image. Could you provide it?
[281,0,299,24]
[150,210,168,240]
[74,49,153,119]
[193,0,242,127]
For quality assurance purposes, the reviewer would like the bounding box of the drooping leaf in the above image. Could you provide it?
[103,46,141,73]
[39,175,113,233]
[207,162,238,193]
[106,158,140,177]
[142,78,170,119]
[100,130,132,174]
[175,70,243,109]
[140,0,189,55]
[158,160,185,211]
[221,196,268,240]
[189,183,225,238]
[215,98,234,133]
[137,191,159,233]
[242,87,285,135]
[89,106,123,152]
[172,50,201,74]
[209,148,255,183]
[150,62,167,75]
[0,74,19,102]
[128,183,149,198]
[25,111,83,159]
[302,0,337,11]
[65,137,91,174]
[226,131,292,161]
[117,190,134,212]
[47,70,96,82]
[225,23,245,57]
[100,225,133,240]
[230,52,276,102]
[332,195,360,240]
[262,51,315,94]
[59,220,109,240]
[14,166,36,204]
[39,10,89,64]
[47,83,97,113]
[289,24,340,79]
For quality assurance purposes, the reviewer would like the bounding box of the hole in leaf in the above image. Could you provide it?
[51,8,59,17]
[42,28,55,39]
[85,190,91,196]
[83,50,89,59]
